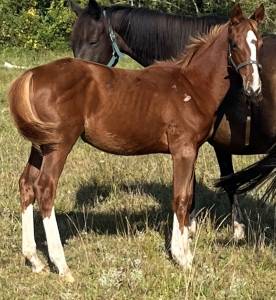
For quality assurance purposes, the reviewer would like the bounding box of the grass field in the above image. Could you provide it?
[0,48,275,299]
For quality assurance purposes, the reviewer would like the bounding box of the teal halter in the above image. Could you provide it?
[103,10,124,67]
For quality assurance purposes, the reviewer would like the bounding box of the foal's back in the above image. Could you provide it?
[11,57,212,154]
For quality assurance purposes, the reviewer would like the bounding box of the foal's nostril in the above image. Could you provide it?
[244,86,261,97]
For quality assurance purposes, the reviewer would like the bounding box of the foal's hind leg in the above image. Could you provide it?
[170,145,197,269]
[34,143,75,282]
[215,148,245,240]
[20,146,45,272]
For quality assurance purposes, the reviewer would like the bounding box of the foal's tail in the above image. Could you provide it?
[215,143,276,201]
[9,71,61,148]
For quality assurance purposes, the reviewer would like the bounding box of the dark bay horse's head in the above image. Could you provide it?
[228,4,264,96]
[69,0,115,64]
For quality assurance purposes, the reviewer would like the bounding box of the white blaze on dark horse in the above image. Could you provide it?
[9,5,263,282]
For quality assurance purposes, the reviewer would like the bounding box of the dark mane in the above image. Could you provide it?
[156,24,226,68]
[105,5,227,63]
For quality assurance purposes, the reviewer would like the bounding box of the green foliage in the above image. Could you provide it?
[0,0,275,50]
[0,0,74,49]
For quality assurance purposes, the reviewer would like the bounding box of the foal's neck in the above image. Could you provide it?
[183,25,230,114]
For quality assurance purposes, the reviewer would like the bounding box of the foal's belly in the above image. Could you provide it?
[82,118,169,156]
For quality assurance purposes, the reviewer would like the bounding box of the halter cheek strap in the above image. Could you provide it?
[228,44,262,72]
[103,10,124,67]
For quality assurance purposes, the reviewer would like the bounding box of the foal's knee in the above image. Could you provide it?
[33,174,55,218]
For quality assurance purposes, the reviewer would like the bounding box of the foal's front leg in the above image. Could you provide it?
[171,146,197,269]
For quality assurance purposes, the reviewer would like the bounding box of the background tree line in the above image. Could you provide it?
[0,0,275,50]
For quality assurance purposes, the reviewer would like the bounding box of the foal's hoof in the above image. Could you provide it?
[233,221,245,241]
[172,250,193,270]
[60,270,75,283]
[32,262,46,274]
[23,255,46,273]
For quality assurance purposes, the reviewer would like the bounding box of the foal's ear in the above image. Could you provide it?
[68,0,83,16]
[230,3,244,25]
[88,0,102,19]
[250,4,265,24]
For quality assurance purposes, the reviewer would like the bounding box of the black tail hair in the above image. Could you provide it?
[215,143,276,201]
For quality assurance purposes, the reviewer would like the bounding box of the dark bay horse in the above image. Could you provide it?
[70,0,276,240]
[216,143,276,201]
[9,5,263,281]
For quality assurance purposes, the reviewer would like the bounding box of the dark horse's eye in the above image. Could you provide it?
[89,41,98,46]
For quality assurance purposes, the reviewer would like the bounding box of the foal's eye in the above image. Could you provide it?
[89,41,98,46]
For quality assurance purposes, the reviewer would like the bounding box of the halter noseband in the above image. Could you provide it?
[228,44,262,72]
[103,10,124,67]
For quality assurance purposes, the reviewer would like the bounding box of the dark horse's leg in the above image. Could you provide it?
[214,147,245,240]
[170,144,197,268]
[33,142,75,282]
[20,146,45,272]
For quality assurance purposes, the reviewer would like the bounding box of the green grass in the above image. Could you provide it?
[0,47,275,299]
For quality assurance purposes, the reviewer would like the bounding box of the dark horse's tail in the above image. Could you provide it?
[215,143,276,201]
[9,71,62,148]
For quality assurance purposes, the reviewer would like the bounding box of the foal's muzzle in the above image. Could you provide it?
[243,80,262,97]
[242,70,262,97]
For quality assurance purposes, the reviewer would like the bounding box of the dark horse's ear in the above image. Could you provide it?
[68,0,83,16]
[250,4,265,24]
[230,3,244,25]
[88,0,102,19]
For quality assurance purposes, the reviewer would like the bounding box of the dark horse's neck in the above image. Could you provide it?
[106,6,227,66]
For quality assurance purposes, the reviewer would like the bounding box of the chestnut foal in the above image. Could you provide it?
[9,5,263,281]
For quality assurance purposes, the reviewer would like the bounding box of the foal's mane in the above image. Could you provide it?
[175,24,225,68]
[104,5,227,61]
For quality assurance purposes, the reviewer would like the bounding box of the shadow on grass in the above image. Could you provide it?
[34,180,275,255]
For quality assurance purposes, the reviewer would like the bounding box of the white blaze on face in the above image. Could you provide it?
[246,30,261,93]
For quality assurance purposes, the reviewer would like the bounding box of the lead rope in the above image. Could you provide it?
[245,100,251,146]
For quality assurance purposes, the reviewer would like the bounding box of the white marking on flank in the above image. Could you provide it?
[183,94,192,102]
[171,213,193,269]
[22,204,45,272]
[246,30,261,93]
[43,207,74,281]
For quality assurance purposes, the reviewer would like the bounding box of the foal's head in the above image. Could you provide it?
[70,0,114,64]
[228,4,264,96]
